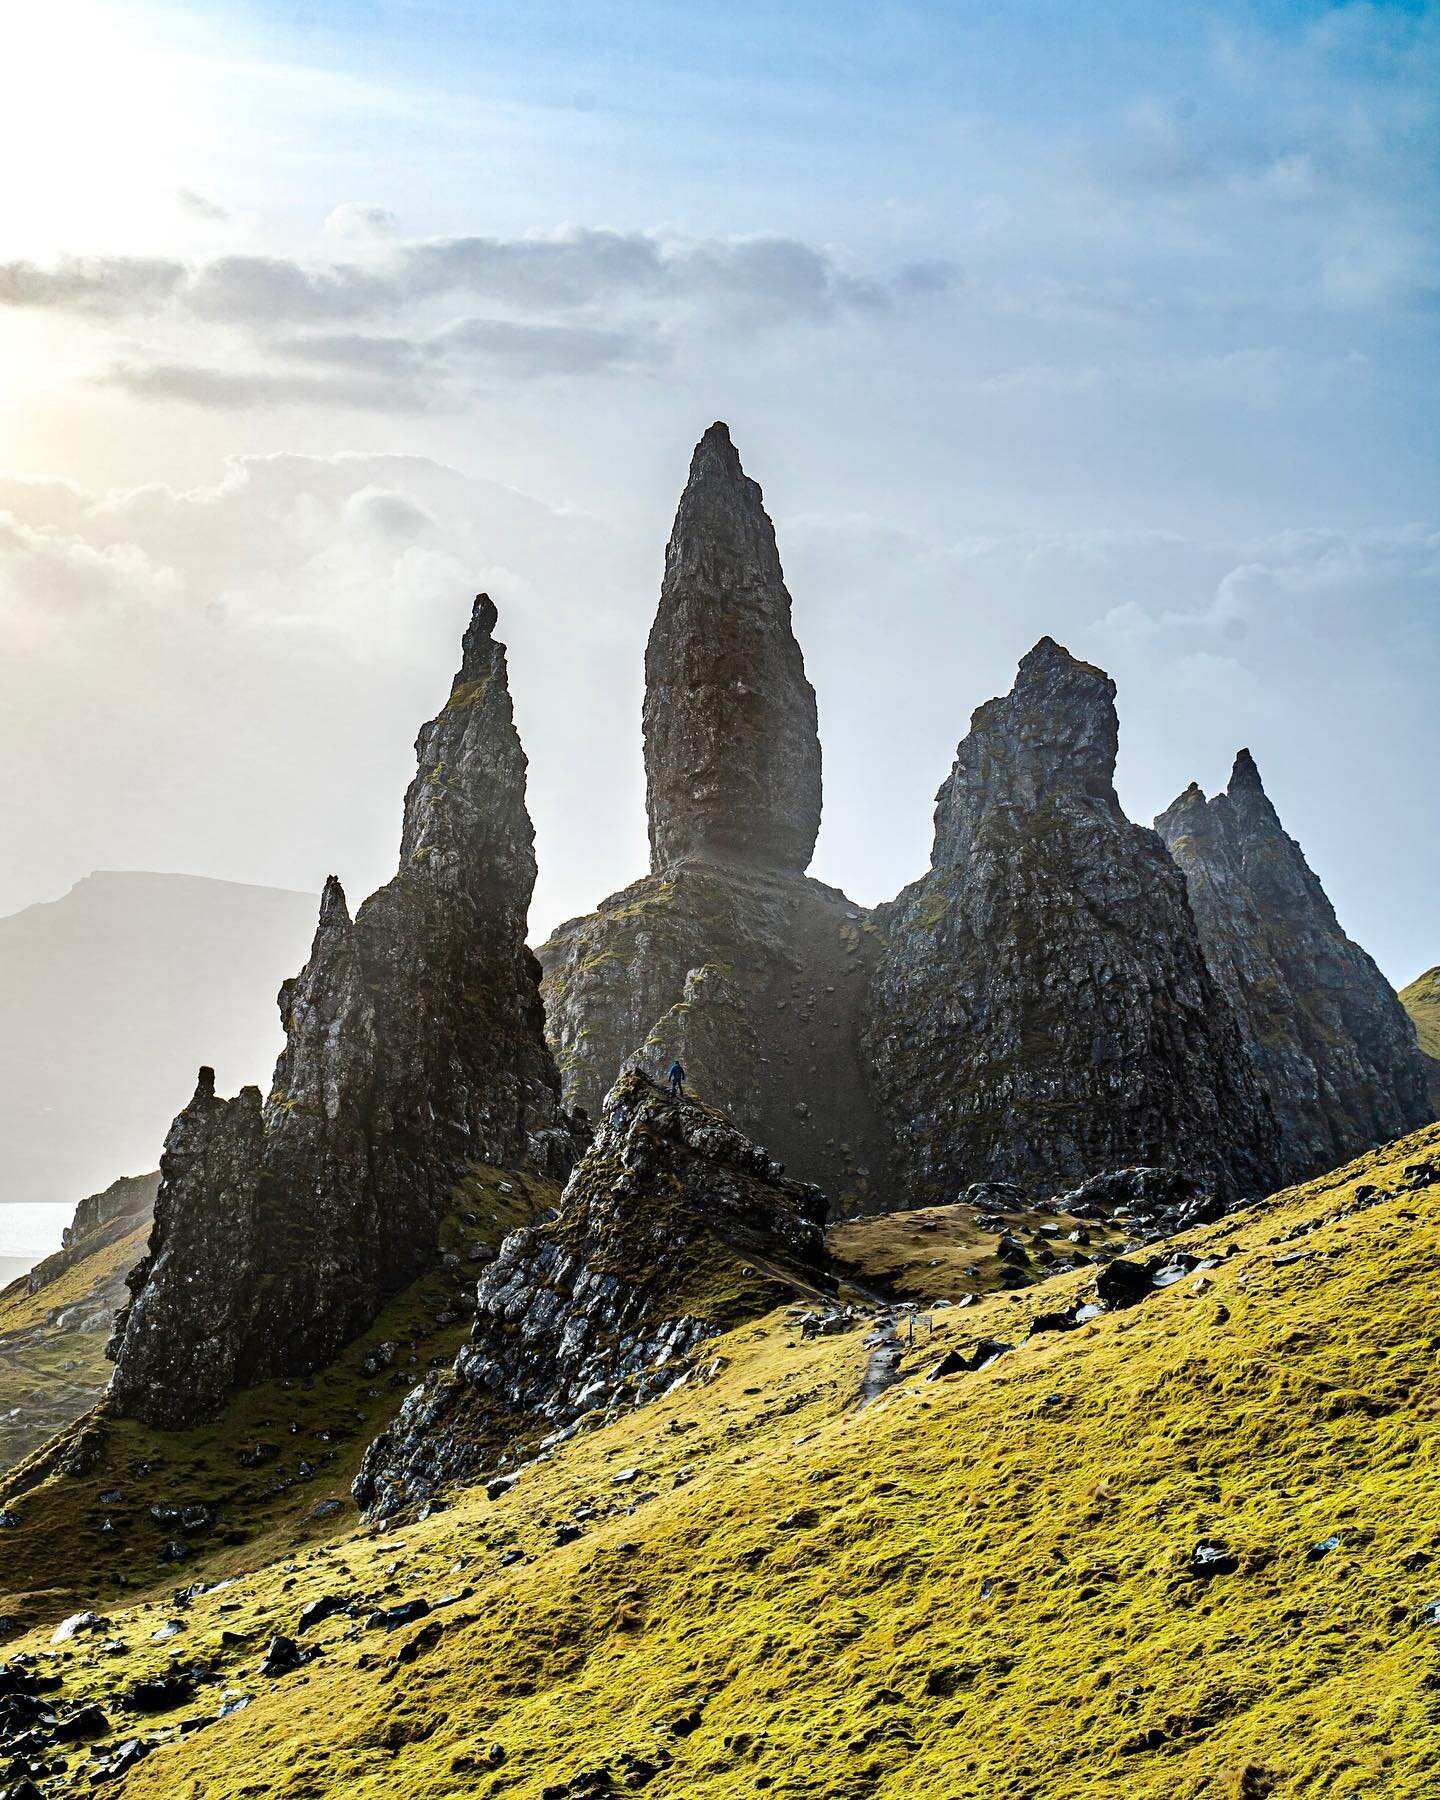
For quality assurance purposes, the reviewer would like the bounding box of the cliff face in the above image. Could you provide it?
[865,639,1276,1202]
[1157,753,1433,1178]
[541,426,892,1213]
[354,1069,831,1517]
[107,598,575,1429]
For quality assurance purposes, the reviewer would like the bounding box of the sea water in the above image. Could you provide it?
[0,1202,74,1278]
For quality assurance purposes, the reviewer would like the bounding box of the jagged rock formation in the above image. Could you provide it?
[865,638,1276,1203]
[1399,966,1440,1115]
[354,1069,831,1517]
[541,426,891,1213]
[1157,752,1434,1178]
[643,422,821,875]
[106,597,575,1429]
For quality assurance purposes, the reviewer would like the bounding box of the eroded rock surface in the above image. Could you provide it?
[1157,751,1433,1178]
[865,638,1276,1203]
[542,426,891,1212]
[354,1069,831,1517]
[542,865,890,1213]
[643,421,821,875]
[107,597,576,1429]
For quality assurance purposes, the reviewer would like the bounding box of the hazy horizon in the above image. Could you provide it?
[1,1,1435,985]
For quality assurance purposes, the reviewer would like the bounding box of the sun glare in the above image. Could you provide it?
[0,1,203,255]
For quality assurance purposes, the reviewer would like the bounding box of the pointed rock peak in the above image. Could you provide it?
[399,592,534,885]
[665,421,783,588]
[644,427,821,874]
[1014,635,1115,696]
[1228,747,1265,796]
[455,592,500,686]
[317,874,351,929]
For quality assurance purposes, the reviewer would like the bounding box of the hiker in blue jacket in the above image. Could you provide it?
[668,1059,686,1099]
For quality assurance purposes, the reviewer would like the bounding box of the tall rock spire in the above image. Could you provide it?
[865,639,1276,1201]
[108,596,573,1428]
[1157,749,1432,1178]
[642,422,822,875]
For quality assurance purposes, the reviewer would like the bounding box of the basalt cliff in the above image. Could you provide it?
[105,596,578,1429]
[1156,751,1433,1176]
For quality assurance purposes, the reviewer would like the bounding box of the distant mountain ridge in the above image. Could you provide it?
[0,870,317,1209]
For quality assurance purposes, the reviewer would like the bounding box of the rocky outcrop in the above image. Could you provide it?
[23,1172,157,1298]
[643,422,821,875]
[1157,752,1433,1178]
[542,866,890,1213]
[541,426,891,1213]
[107,597,576,1429]
[354,1069,831,1517]
[865,639,1276,1203]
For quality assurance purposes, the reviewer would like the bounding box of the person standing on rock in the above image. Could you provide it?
[668,1059,686,1099]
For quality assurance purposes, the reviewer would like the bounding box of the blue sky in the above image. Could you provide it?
[0,0,1435,983]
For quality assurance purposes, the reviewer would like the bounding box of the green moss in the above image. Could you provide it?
[443,674,493,713]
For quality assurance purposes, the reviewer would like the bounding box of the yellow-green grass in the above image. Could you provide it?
[0,1165,556,1627]
[1400,967,1440,1062]
[12,1124,1436,1799]
[0,1221,150,1472]
[829,1194,1126,1304]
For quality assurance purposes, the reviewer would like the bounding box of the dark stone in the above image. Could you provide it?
[643,422,820,876]
[1187,1541,1238,1579]
[52,1704,109,1742]
[1157,751,1432,1182]
[121,1673,194,1713]
[363,1600,430,1632]
[258,1635,308,1678]
[107,596,580,1429]
[1095,1258,1159,1311]
[1027,1310,1080,1337]
[295,1595,351,1633]
[866,639,1277,1206]
[354,1071,830,1519]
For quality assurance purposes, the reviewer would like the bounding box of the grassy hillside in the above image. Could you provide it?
[0,1214,151,1473]
[0,1164,557,1630]
[6,1124,1436,1798]
[1400,966,1440,1060]
[1400,967,1440,1115]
